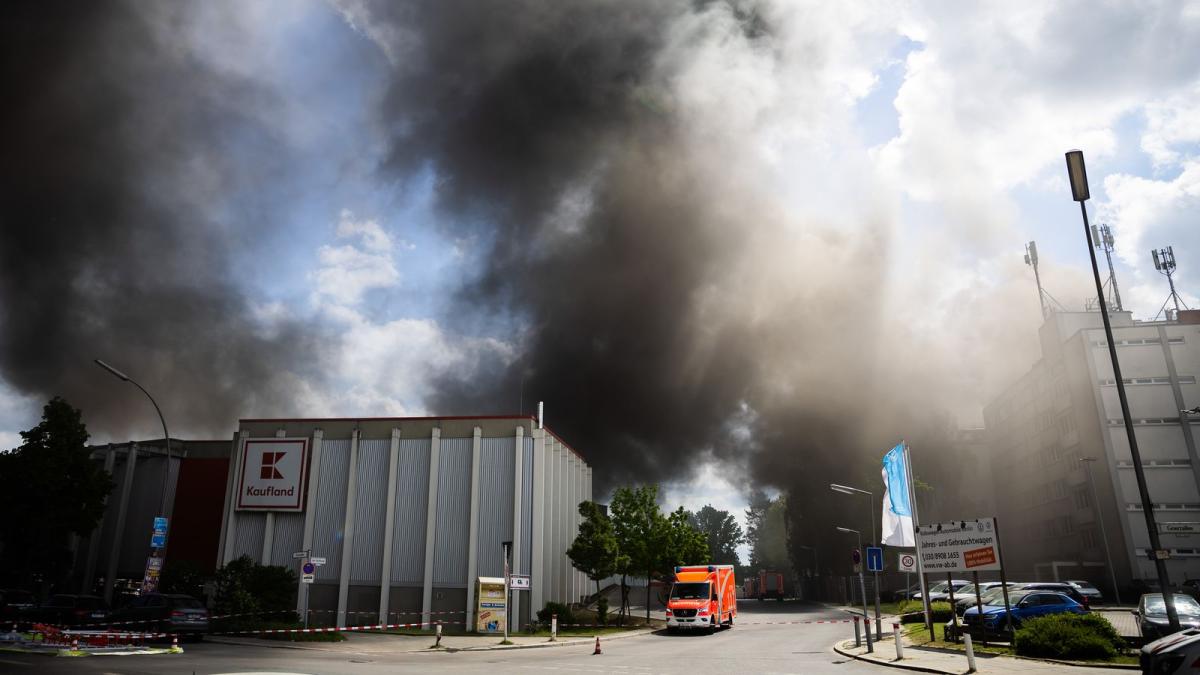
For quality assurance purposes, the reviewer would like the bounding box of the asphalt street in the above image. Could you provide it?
[0,601,883,675]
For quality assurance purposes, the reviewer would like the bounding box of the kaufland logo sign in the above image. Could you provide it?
[237,439,308,511]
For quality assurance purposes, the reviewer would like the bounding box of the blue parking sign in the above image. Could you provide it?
[866,546,883,572]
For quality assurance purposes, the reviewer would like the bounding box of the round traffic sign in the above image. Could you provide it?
[900,554,915,568]
[302,562,315,575]
[852,549,861,564]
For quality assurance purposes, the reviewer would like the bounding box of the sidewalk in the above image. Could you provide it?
[833,634,1133,674]
[208,628,654,654]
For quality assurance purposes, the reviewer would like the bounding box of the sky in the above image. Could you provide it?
[3,1,1200,564]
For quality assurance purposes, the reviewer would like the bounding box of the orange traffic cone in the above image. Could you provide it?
[593,636,602,655]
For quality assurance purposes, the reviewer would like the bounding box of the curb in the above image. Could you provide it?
[903,637,1138,670]
[832,640,961,675]
[447,629,656,652]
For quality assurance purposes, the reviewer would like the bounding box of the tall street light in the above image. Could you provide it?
[836,526,872,653]
[1065,150,1178,631]
[831,483,881,639]
[95,359,173,590]
[1079,457,1121,604]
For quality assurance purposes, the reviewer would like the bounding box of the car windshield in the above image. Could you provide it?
[1070,581,1098,590]
[957,584,976,595]
[671,582,710,600]
[927,583,948,593]
[1145,595,1200,617]
[988,591,1026,606]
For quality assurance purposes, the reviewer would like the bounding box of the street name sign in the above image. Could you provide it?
[292,550,310,559]
[898,552,917,572]
[866,546,883,572]
[916,518,1002,573]
[509,575,531,590]
[1161,522,1200,535]
[311,557,327,565]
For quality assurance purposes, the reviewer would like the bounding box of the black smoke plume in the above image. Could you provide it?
[0,1,326,440]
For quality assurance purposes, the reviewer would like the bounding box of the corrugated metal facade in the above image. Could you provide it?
[433,437,471,586]
[220,418,589,629]
[350,438,390,583]
[476,437,515,577]
[271,512,304,565]
[311,438,350,581]
[390,438,430,584]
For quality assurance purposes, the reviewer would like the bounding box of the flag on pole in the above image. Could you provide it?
[881,442,915,547]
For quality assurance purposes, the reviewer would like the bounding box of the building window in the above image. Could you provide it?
[1058,414,1077,437]
[1074,487,1092,510]
[1081,528,1099,550]
[1060,515,1075,534]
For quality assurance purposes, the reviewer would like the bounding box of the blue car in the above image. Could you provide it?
[962,590,1085,630]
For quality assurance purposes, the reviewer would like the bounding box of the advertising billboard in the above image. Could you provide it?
[236,438,309,511]
[916,518,1002,573]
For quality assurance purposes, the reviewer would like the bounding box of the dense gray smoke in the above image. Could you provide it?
[0,1,325,440]
[357,0,952,492]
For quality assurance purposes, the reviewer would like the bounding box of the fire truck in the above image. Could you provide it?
[666,565,737,632]
[757,570,785,600]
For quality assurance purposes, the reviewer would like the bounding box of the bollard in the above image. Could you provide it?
[963,632,977,673]
[550,613,558,642]
[893,623,904,660]
[435,621,442,648]
[853,615,861,647]
[71,637,79,652]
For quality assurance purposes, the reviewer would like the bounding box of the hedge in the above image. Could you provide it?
[1013,613,1125,661]
[899,601,954,623]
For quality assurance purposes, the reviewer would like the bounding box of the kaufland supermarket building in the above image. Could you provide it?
[76,414,593,630]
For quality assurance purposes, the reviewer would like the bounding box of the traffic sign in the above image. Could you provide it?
[509,574,531,590]
[851,549,861,565]
[866,546,883,572]
[898,553,917,572]
[311,557,327,565]
[150,516,169,549]
[293,550,310,559]
[302,560,315,583]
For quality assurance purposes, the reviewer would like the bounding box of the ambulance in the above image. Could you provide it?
[665,565,737,632]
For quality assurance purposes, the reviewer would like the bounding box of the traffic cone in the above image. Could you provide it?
[593,635,602,655]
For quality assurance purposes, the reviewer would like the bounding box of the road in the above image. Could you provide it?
[1,601,881,674]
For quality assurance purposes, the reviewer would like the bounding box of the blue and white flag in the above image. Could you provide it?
[881,442,915,547]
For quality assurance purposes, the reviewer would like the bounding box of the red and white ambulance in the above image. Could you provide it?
[666,565,737,632]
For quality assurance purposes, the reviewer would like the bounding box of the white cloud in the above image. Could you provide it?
[311,210,400,306]
[1142,84,1200,168]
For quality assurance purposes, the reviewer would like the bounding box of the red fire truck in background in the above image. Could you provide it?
[758,570,785,600]
[666,565,737,632]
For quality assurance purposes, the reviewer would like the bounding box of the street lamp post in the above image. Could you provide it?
[831,483,881,639]
[837,526,872,653]
[1065,150,1178,631]
[1080,457,1121,604]
[95,359,172,593]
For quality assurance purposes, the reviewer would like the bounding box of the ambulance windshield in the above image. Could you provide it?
[671,582,711,600]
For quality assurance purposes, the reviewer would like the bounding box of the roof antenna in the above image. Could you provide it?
[1024,241,1048,318]
[1152,246,1190,321]
[1090,224,1123,312]
[537,401,544,429]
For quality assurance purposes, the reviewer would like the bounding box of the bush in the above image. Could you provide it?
[537,601,575,626]
[596,596,609,626]
[212,555,296,619]
[899,600,954,623]
[1013,613,1125,661]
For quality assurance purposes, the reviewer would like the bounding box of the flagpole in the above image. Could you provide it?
[903,442,933,639]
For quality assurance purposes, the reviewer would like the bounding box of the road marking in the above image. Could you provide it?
[0,658,32,667]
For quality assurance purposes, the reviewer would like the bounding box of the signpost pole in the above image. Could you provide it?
[946,573,959,641]
[902,443,933,640]
[503,542,511,643]
[994,518,1014,636]
[972,571,985,646]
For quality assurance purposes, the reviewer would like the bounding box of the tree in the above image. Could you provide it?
[567,501,621,598]
[213,555,296,619]
[746,492,789,571]
[688,505,744,566]
[0,397,113,590]
[609,485,661,624]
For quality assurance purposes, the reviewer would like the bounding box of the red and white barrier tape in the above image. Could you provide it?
[211,620,466,636]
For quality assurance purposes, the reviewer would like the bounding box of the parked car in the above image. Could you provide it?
[1135,593,1200,642]
[891,583,922,602]
[1141,628,1200,673]
[954,583,1019,616]
[914,580,971,602]
[962,590,1085,631]
[1018,582,1090,608]
[26,594,110,627]
[1182,579,1200,599]
[1065,580,1104,605]
[0,589,35,622]
[111,593,209,636]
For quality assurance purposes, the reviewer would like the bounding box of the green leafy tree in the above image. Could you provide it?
[688,505,744,566]
[610,485,662,623]
[159,558,209,599]
[0,397,113,589]
[568,500,621,600]
[213,555,297,619]
[746,492,789,571]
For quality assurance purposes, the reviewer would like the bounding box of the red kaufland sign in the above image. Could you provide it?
[236,438,309,511]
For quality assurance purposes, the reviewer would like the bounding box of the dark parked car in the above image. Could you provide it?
[0,589,35,623]
[954,583,1019,616]
[27,594,110,627]
[962,590,1085,630]
[1018,582,1090,608]
[1135,593,1200,642]
[111,593,209,636]
[915,580,971,602]
[1066,580,1104,605]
